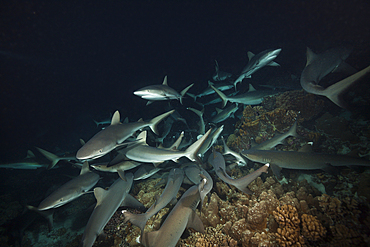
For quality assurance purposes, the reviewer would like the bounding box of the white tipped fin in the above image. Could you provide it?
[136,131,148,144]
[80,161,90,175]
[111,111,121,125]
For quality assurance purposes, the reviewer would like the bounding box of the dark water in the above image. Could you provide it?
[0,1,370,246]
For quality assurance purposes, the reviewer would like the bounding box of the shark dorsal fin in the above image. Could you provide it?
[162,75,168,86]
[26,150,35,159]
[214,60,219,70]
[248,84,256,92]
[123,117,129,123]
[94,187,109,207]
[306,47,317,67]
[137,118,144,122]
[247,51,255,61]
[208,80,214,86]
[215,108,223,114]
[80,161,90,175]
[136,131,148,144]
[111,111,121,125]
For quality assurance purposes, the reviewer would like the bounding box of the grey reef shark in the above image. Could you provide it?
[134,75,194,105]
[234,48,281,89]
[300,47,370,109]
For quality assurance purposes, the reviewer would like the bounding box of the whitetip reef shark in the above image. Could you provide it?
[76,109,174,160]
[242,147,370,179]
[208,150,269,194]
[122,168,184,240]
[134,75,194,105]
[81,171,144,247]
[140,176,207,247]
[234,48,281,89]
[300,47,370,109]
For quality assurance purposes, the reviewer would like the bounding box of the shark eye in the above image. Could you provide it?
[98,149,103,153]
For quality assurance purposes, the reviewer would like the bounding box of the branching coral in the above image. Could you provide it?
[301,214,326,241]
[273,204,305,247]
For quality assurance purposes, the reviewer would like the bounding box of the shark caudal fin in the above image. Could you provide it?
[148,110,175,135]
[184,129,212,162]
[180,83,194,104]
[210,85,229,108]
[324,65,370,109]
[36,147,61,170]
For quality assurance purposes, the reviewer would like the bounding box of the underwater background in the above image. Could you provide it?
[0,1,370,246]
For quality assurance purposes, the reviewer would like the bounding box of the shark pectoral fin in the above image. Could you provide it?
[270,164,282,180]
[322,164,339,175]
[236,186,253,194]
[146,101,153,106]
[298,142,313,152]
[121,194,146,211]
[187,211,204,233]
[27,206,54,232]
[332,61,357,75]
[268,61,280,66]
[117,170,126,181]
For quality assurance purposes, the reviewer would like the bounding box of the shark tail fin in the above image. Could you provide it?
[187,107,204,118]
[36,147,60,170]
[221,136,231,155]
[180,83,194,104]
[149,110,175,135]
[122,210,148,238]
[234,163,269,194]
[324,65,370,109]
[210,85,228,108]
[184,129,212,162]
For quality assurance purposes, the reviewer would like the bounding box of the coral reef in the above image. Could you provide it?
[301,214,326,241]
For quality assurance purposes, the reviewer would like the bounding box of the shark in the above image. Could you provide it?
[76,110,174,160]
[91,160,141,173]
[27,162,99,228]
[81,172,144,247]
[134,76,194,105]
[234,48,281,89]
[250,120,298,151]
[140,177,207,247]
[212,60,233,81]
[242,148,370,179]
[122,168,184,240]
[211,84,278,108]
[158,131,185,151]
[0,162,47,169]
[208,150,269,194]
[28,162,99,211]
[210,103,239,123]
[187,81,233,101]
[300,47,370,109]
[121,129,212,165]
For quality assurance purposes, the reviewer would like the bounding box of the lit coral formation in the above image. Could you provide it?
[301,214,326,241]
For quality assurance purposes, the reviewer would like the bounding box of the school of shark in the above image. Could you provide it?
[2,46,370,247]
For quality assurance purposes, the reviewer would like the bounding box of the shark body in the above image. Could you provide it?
[76,110,174,160]
[208,150,269,194]
[141,179,206,247]
[122,129,211,165]
[211,84,278,108]
[234,48,281,89]
[242,149,370,179]
[123,168,184,239]
[134,76,194,105]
